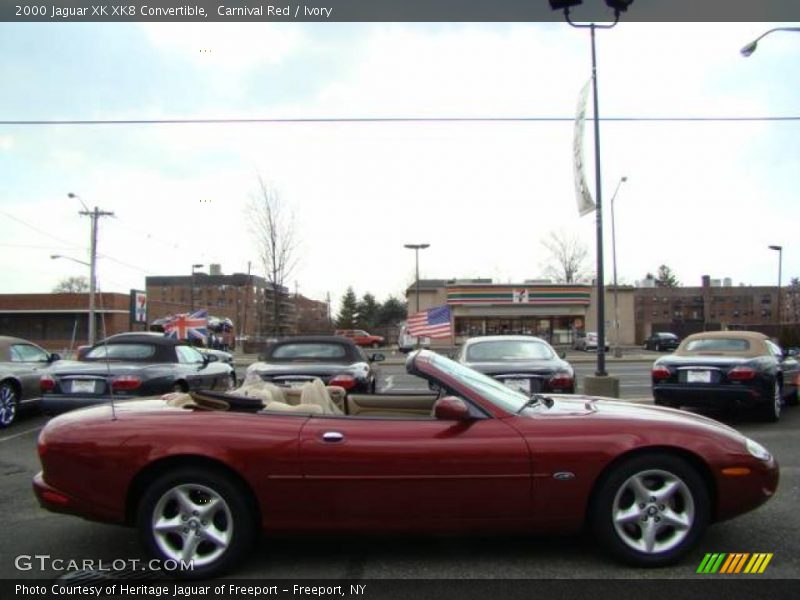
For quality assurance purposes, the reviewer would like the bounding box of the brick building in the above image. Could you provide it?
[634,275,785,342]
[295,294,331,335]
[0,292,132,351]
[146,269,297,342]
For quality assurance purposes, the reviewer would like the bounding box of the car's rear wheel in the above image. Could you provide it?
[761,381,782,422]
[591,453,709,567]
[0,381,19,428]
[137,467,256,579]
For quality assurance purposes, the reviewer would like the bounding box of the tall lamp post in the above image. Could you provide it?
[67,192,113,346]
[768,245,783,327]
[610,175,627,358]
[404,244,430,313]
[550,0,633,381]
[190,264,204,312]
[740,27,800,57]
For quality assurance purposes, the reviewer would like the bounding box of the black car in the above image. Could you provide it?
[643,332,680,351]
[0,335,61,427]
[41,334,234,415]
[652,330,799,422]
[245,336,384,393]
[455,335,575,394]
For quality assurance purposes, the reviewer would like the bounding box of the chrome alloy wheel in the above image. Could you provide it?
[151,483,234,566]
[0,383,18,428]
[611,469,695,555]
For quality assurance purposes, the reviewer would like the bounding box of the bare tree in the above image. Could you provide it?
[249,175,298,337]
[53,275,90,293]
[540,229,590,283]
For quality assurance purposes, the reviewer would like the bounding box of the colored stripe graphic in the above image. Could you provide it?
[744,553,773,574]
[697,553,773,574]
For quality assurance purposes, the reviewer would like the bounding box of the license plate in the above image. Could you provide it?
[503,378,531,393]
[687,370,711,384]
[70,380,97,394]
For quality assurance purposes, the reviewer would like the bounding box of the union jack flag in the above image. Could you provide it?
[164,310,209,342]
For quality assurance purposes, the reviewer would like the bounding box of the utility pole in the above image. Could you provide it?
[79,206,114,345]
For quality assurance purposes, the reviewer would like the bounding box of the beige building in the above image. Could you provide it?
[405,279,636,347]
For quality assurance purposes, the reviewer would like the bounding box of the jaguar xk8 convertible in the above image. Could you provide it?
[34,350,778,579]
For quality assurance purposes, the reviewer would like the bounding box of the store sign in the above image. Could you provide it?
[130,289,147,323]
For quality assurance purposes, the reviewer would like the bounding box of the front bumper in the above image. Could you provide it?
[33,471,123,524]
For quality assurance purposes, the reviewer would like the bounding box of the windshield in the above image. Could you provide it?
[423,351,530,413]
[466,339,554,362]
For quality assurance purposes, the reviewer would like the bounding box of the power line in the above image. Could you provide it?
[0,115,799,126]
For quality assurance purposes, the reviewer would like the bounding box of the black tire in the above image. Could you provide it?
[760,380,782,423]
[0,381,19,428]
[591,453,709,567]
[137,466,257,580]
[172,381,188,393]
[655,343,661,352]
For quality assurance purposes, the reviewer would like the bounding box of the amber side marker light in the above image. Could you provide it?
[721,467,752,476]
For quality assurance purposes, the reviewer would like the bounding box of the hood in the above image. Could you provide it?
[528,394,743,436]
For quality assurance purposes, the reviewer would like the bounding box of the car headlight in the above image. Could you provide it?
[745,438,772,462]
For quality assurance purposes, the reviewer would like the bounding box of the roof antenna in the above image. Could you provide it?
[96,287,117,421]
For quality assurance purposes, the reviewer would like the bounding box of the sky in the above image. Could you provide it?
[1,20,798,315]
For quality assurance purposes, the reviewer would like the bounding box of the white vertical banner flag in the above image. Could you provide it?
[573,79,594,216]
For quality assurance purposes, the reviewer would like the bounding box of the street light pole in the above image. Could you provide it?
[610,176,627,358]
[551,0,632,377]
[740,27,800,57]
[69,193,113,346]
[404,244,430,313]
[768,245,783,327]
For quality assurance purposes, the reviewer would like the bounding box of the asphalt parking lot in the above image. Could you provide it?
[2,399,798,581]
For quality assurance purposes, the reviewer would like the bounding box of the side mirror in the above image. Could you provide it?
[48,353,61,362]
[370,353,386,362]
[257,354,266,362]
[433,396,471,421]
[205,353,219,362]
[558,350,566,359]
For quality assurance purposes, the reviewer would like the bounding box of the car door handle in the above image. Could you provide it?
[322,432,344,443]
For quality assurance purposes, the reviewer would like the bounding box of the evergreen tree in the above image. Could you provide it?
[377,296,407,326]
[335,287,359,328]
[655,265,680,288]
[356,293,380,329]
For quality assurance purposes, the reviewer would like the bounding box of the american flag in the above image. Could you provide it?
[164,310,209,342]
[407,305,452,339]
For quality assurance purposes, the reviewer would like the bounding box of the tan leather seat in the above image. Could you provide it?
[300,379,343,415]
[263,401,323,415]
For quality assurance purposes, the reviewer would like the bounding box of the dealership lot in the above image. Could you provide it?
[2,398,798,580]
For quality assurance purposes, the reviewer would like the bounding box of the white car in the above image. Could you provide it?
[573,331,610,352]
[397,324,430,353]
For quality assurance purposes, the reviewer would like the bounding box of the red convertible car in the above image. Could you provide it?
[34,350,778,579]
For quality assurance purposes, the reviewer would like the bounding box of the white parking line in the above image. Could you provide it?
[0,426,42,443]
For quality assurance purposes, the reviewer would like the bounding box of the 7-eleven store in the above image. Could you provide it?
[407,280,593,347]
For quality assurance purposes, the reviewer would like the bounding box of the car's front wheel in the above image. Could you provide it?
[591,453,709,567]
[0,381,19,428]
[137,467,256,579]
